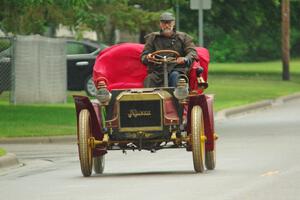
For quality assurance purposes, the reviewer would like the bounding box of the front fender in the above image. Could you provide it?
[73,95,106,156]
[187,94,215,151]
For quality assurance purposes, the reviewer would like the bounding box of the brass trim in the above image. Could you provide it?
[117,92,164,132]
[119,126,163,132]
[89,136,109,148]
[116,90,172,101]
[171,131,177,140]
[103,133,109,143]
[89,134,192,148]
[214,133,219,140]
[104,89,179,132]
[106,116,119,128]
[164,115,179,124]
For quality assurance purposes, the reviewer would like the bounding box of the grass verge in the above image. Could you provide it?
[0,59,299,138]
[0,91,84,138]
[206,59,300,110]
[0,148,7,157]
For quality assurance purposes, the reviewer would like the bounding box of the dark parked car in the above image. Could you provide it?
[0,39,107,95]
[66,39,107,96]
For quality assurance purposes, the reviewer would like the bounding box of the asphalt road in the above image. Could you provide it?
[0,98,299,200]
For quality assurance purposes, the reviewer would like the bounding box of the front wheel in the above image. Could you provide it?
[191,105,205,173]
[78,109,93,177]
[93,155,105,174]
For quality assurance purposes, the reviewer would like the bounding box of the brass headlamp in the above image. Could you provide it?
[95,81,111,105]
[174,78,189,102]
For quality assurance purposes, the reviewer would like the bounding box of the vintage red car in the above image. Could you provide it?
[73,43,217,177]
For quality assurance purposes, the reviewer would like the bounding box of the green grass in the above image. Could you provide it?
[206,59,300,110]
[0,91,85,138]
[0,59,300,138]
[0,148,6,157]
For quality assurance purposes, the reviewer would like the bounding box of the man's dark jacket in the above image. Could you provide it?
[141,31,198,74]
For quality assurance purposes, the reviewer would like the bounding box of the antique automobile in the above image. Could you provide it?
[73,43,217,177]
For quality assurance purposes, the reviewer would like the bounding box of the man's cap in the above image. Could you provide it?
[160,12,175,21]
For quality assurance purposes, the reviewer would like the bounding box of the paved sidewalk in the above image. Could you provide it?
[0,153,19,169]
[1,92,300,170]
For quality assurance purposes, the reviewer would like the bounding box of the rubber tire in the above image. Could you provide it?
[205,150,216,170]
[191,105,205,173]
[84,75,97,97]
[93,155,105,174]
[78,109,93,177]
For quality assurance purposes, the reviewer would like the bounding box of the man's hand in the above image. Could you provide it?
[176,57,186,64]
[147,53,158,63]
[146,53,154,61]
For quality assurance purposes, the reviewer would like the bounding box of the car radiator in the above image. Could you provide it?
[119,99,162,132]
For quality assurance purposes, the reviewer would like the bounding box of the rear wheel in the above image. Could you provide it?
[205,150,216,170]
[191,105,205,173]
[78,109,93,177]
[93,155,105,174]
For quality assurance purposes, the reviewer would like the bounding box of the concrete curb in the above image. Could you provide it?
[215,100,273,121]
[0,153,19,169]
[274,92,300,104]
[0,135,76,144]
[215,92,300,120]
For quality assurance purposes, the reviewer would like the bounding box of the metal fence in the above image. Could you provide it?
[0,37,13,97]
[0,35,67,104]
[0,35,103,103]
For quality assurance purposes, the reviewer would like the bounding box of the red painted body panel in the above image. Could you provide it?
[163,99,180,125]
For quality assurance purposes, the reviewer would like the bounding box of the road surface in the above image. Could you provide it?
[1,98,299,200]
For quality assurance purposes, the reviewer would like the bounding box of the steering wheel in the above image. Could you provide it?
[148,50,180,64]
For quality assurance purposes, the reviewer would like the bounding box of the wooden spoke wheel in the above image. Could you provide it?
[78,109,93,177]
[93,155,105,174]
[191,105,205,173]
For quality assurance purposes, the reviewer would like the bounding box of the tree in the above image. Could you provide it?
[1,0,299,61]
[282,0,290,80]
[73,0,165,44]
[0,0,88,36]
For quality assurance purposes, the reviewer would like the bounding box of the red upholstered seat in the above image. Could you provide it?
[93,43,209,91]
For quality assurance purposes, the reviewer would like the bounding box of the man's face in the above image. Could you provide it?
[160,20,175,37]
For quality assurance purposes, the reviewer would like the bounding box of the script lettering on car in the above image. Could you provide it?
[128,109,152,118]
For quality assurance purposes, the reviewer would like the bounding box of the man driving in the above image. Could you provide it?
[141,12,198,88]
